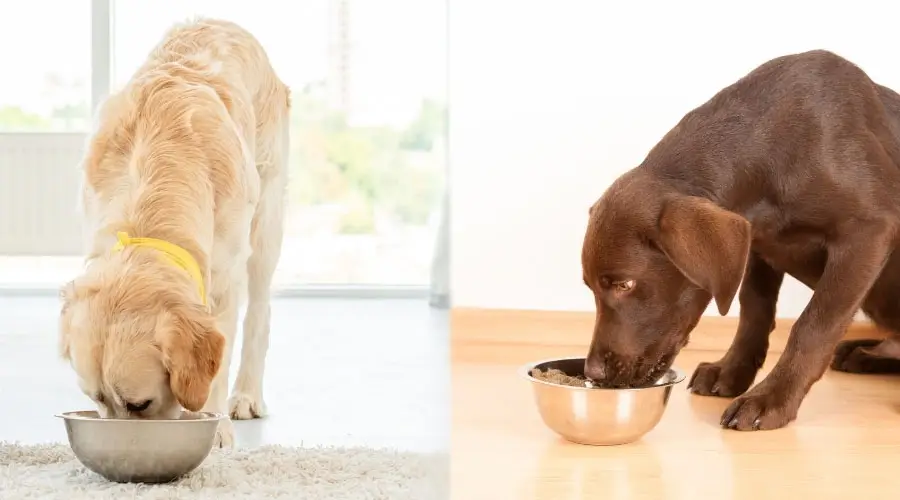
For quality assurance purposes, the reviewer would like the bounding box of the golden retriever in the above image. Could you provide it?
[58,18,290,447]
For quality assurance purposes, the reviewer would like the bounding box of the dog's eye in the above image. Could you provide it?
[613,280,635,292]
[126,400,152,413]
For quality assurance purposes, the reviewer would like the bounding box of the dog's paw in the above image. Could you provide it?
[688,359,758,398]
[228,391,267,420]
[719,386,798,431]
[830,338,900,374]
[213,418,235,448]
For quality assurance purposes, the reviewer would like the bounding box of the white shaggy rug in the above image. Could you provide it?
[0,442,447,499]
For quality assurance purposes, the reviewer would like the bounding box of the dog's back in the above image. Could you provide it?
[135,18,289,123]
[875,84,900,156]
[637,50,900,204]
[83,18,290,259]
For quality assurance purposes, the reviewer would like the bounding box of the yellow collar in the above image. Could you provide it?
[112,231,207,306]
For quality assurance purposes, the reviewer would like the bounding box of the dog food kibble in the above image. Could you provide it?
[531,367,598,388]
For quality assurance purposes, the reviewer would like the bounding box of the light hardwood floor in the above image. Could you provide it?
[451,309,900,500]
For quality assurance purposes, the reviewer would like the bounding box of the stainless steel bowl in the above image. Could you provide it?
[521,357,685,446]
[56,410,225,483]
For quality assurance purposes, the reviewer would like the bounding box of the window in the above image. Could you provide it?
[0,0,446,290]
[112,0,447,286]
[0,1,92,132]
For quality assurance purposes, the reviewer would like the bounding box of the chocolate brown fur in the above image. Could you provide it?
[582,49,900,431]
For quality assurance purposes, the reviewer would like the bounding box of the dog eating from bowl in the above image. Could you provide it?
[580,49,900,431]
[57,18,290,447]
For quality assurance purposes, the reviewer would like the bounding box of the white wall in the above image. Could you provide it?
[449,0,900,317]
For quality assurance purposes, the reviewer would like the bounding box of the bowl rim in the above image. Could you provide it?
[54,410,226,423]
[519,356,686,391]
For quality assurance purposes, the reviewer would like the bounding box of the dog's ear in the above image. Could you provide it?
[156,304,224,411]
[656,195,751,316]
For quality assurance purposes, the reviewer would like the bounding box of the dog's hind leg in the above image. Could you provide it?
[832,254,900,374]
[831,336,900,373]
[228,97,290,420]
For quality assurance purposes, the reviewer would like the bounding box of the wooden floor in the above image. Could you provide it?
[451,309,900,500]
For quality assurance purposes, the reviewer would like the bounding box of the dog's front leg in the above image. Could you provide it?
[204,288,240,447]
[720,222,895,431]
[690,252,784,397]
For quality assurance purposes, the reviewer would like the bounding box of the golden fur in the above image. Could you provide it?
[59,18,290,447]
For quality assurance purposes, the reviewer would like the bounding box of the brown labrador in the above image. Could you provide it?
[581,49,900,431]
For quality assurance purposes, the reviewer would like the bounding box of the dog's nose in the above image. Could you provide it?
[584,357,608,381]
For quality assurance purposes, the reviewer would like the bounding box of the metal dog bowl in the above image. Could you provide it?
[57,410,225,483]
[521,357,685,445]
